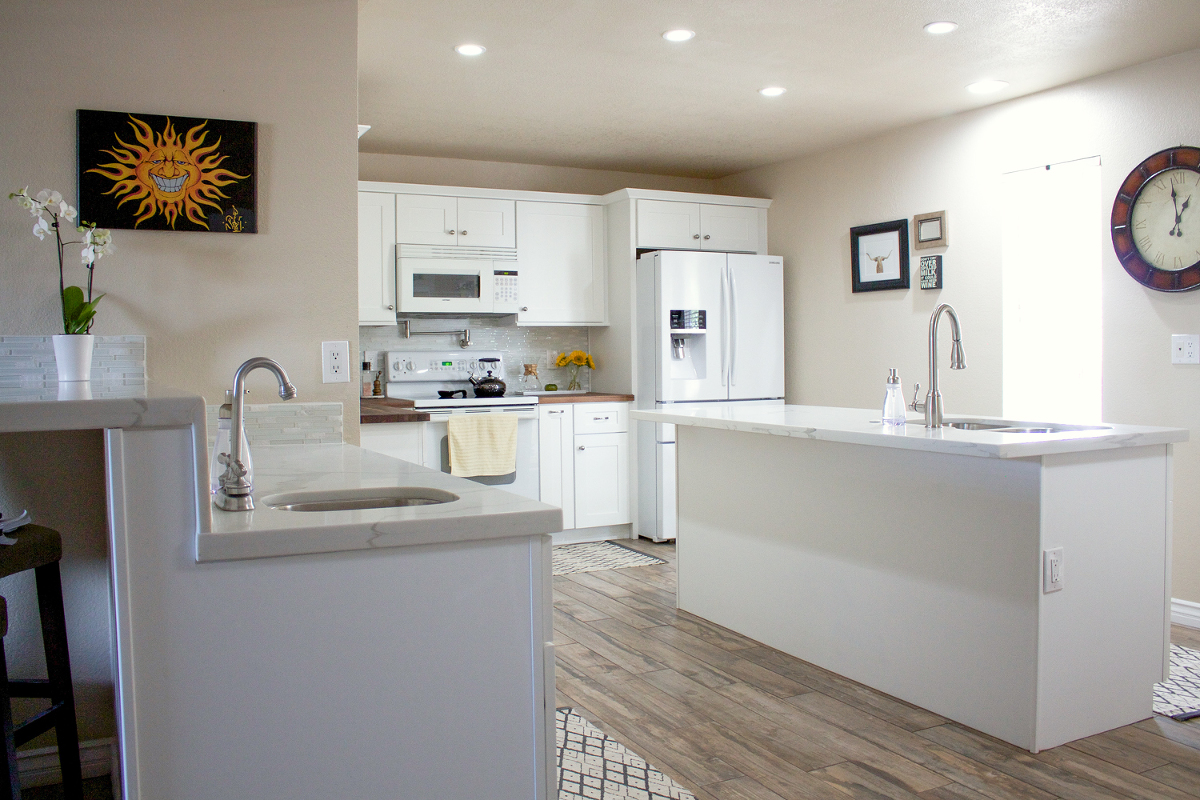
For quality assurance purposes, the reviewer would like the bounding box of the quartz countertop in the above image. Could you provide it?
[0,380,205,433]
[632,404,1188,459]
[201,443,562,562]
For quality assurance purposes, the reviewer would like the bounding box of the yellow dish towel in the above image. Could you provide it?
[447,412,519,477]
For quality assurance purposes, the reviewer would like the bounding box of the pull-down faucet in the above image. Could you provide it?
[214,357,298,511]
[909,304,966,428]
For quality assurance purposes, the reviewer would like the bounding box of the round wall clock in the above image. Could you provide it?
[1111,145,1200,292]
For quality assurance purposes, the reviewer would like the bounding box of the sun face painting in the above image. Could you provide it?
[77,109,257,233]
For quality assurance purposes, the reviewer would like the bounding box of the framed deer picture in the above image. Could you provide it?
[850,219,910,293]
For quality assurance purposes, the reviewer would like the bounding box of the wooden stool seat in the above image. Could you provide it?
[0,525,82,799]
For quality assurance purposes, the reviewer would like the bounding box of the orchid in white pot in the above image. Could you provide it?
[9,188,115,380]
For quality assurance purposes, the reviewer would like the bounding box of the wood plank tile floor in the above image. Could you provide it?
[554,538,1200,800]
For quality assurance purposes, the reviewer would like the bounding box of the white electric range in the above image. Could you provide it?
[385,350,540,499]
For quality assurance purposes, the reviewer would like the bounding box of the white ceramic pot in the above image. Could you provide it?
[52,334,95,382]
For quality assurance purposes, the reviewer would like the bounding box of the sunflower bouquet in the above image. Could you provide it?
[555,350,595,391]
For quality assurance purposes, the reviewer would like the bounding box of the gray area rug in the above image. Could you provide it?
[1154,644,1200,720]
[552,541,666,576]
[557,708,695,800]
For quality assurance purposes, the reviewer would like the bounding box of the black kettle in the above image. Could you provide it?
[470,357,506,397]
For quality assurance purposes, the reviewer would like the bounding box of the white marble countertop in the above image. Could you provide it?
[201,444,563,562]
[632,404,1188,459]
[0,380,205,433]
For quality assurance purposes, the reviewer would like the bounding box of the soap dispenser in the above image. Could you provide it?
[881,368,906,426]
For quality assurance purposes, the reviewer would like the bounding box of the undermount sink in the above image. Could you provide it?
[943,418,1112,434]
[262,487,459,512]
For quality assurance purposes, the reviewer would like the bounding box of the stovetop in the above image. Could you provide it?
[384,349,537,410]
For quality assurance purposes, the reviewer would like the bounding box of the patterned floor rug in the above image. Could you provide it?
[1154,644,1200,720]
[552,541,666,576]
[557,708,695,800]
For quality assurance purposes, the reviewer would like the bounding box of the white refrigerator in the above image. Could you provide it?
[635,250,785,541]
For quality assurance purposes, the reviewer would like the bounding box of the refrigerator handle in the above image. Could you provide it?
[719,265,727,387]
[729,267,738,387]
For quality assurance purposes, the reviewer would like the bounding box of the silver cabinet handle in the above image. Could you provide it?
[593,416,607,421]
[520,306,528,311]
[548,409,563,415]
[460,230,468,235]
[692,234,700,239]
[386,304,394,310]
[447,230,456,235]
[578,445,585,451]
[703,234,711,240]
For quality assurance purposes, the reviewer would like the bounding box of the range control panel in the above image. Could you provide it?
[387,350,504,382]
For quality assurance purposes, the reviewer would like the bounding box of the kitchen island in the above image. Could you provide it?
[631,404,1187,752]
[0,382,561,800]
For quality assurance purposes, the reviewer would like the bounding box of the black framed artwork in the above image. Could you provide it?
[850,219,910,292]
[77,109,257,233]
[919,255,943,289]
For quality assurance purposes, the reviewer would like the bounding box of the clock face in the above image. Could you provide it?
[1111,146,1200,292]
[1129,168,1200,271]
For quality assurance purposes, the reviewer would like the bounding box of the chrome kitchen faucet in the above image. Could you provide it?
[909,303,966,428]
[214,357,298,511]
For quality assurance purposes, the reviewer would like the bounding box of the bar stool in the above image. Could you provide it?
[0,525,83,799]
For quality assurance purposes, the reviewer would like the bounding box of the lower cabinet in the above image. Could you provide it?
[359,422,423,465]
[539,402,630,531]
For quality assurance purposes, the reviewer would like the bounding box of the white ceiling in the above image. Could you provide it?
[357,0,1200,179]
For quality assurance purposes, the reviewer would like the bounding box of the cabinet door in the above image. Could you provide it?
[359,421,424,464]
[700,204,761,253]
[516,202,606,325]
[458,198,516,248]
[636,200,700,250]
[395,194,458,245]
[573,431,630,528]
[358,192,397,324]
[538,406,575,529]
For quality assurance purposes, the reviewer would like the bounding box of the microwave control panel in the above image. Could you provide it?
[493,269,519,313]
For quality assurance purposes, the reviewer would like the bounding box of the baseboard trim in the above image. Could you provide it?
[1172,598,1200,630]
[18,737,115,788]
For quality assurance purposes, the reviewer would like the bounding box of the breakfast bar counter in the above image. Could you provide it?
[632,403,1188,752]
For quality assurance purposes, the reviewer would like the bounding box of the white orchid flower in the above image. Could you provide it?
[81,245,96,265]
[93,228,112,247]
[60,203,77,222]
[32,216,51,240]
[35,190,62,207]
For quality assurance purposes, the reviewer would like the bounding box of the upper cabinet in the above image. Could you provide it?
[359,192,397,325]
[395,194,515,248]
[636,199,761,253]
[516,202,606,326]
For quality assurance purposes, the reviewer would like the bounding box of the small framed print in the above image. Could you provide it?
[913,210,947,249]
[850,219,910,293]
[920,255,943,290]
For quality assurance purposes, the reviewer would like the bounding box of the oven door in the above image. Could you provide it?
[398,258,495,313]
[421,408,540,500]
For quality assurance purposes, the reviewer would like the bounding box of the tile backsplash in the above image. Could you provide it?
[359,317,592,391]
[204,402,343,452]
[0,335,146,388]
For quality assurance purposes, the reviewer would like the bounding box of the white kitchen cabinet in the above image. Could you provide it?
[395,193,515,248]
[537,406,574,526]
[517,201,606,325]
[636,199,760,253]
[574,432,630,529]
[358,192,397,324]
[359,421,424,464]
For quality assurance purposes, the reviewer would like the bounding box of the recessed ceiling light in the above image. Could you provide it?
[455,43,485,56]
[759,86,786,97]
[966,79,1009,94]
[357,124,371,139]
[923,21,958,35]
[662,29,695,42]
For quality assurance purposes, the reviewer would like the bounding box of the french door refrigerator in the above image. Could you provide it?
[635,250,785,541]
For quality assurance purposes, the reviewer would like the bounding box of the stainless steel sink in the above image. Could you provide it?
[262,487,459,512]
[943,418,1111,434]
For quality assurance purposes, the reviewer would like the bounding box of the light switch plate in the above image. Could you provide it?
[321,340,351,383]
[1171,334,1200,364]
[1043,547,1064,593]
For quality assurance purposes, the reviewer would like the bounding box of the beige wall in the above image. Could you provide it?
[0,0,358,751]
[717,48,1200,604]
[360,152,719,195]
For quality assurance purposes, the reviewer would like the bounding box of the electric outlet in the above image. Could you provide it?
[1043,547,1064,593]
[1171,334,1200,364]
[321,340,351,384]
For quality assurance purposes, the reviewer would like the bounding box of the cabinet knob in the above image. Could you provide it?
[460,230,468,235]
[578,445,585,451]
[693,234,700,239]
[386,304,394,310]
[703,234,711,240]
[448,230,457,235]
[520,306,528,312]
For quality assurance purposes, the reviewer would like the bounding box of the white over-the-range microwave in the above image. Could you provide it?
[396,244,520,314]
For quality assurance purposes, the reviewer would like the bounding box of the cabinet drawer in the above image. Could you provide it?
[573,403,628,434]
